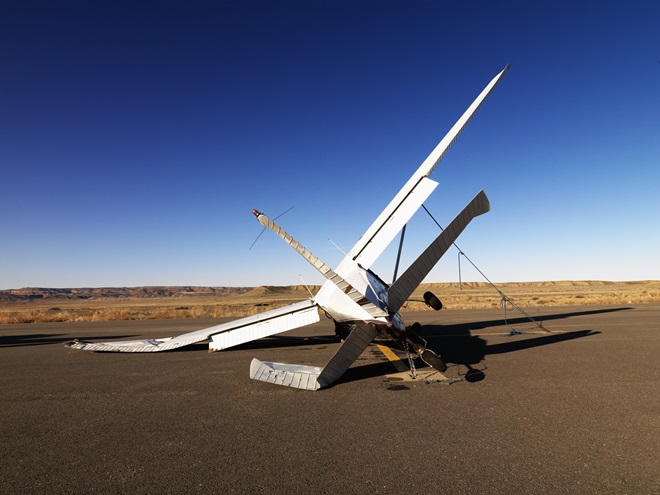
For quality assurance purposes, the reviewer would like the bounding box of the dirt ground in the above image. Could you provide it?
[1,280,659,324]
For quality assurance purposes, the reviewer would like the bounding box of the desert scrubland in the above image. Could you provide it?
[1,281,658,324]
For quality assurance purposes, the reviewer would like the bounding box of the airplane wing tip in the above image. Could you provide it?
[65,339,94,351]
[478,189,491,214]
[250,358,322,390]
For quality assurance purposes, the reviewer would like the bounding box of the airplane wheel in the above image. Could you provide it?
[421,349,447,372]
[423,291,443,311]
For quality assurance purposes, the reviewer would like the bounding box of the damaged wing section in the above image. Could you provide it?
[346,65,509,269]
[250,323,379,390]
[387,190,490,312]
[66,299,320,353]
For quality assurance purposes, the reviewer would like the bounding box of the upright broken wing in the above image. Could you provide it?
[344,64,509,269]
[66,299,319,352]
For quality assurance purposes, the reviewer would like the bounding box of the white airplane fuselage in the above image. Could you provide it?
[313,259,406,335]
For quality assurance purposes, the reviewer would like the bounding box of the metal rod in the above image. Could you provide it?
[392,224,407,282]
[458,251,463,290]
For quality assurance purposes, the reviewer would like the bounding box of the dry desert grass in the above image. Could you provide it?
[1,281,659,324]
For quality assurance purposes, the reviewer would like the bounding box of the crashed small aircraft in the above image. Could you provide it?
[67,65,510,390]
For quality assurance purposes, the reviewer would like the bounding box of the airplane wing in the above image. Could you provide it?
[387,190,490,311]
[344,65,510,269]
[65,299,320,352]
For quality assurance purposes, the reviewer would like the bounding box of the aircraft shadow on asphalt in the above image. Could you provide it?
[336,307,621,386]
[420,306,631,335]
[332,329,601,388]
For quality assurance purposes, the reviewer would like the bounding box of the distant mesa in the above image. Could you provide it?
[0,286,253,302]
[244,285,318,297]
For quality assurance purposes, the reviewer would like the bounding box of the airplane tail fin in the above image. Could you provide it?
[387,190,490,312]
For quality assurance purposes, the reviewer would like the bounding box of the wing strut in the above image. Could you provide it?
[392,224,407,283]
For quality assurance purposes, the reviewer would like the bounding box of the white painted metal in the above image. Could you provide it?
[316,323,379,388]
[348,177,438,269]
[250,66,508,390]
[209,303,319,351]
[345,65,509,268]
[66,299,319,353]
[250,359,322,391]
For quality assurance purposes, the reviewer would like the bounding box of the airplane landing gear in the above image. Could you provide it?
[403,322,447,372]
[423,291,443,310]
[420,348,447,372]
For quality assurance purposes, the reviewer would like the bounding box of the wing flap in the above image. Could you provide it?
[349,177,438,269]
[209,302,319,350]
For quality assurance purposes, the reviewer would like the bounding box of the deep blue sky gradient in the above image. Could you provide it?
[1,0,658,288]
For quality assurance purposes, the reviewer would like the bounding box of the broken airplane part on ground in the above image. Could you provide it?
[67,65,511,390]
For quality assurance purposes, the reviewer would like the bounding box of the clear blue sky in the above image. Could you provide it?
[1,0,658,289]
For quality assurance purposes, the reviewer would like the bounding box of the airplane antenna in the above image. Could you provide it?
[249,206,295,250]
[328,239,346,255]
[298,275,315,299]
[421,204,550,335]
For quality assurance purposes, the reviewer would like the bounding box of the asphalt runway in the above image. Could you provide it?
[1,304,658,494]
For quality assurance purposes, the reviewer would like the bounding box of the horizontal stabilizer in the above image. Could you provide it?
[250,323,379,390]
[387,190,490,312]
[66,299,319,353]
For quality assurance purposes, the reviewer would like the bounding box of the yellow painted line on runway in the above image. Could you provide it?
[375,344,449,382]
[375,344,409,372]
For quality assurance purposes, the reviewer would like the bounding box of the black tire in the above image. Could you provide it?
[423,291,443,311]
[421,349,447,372]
